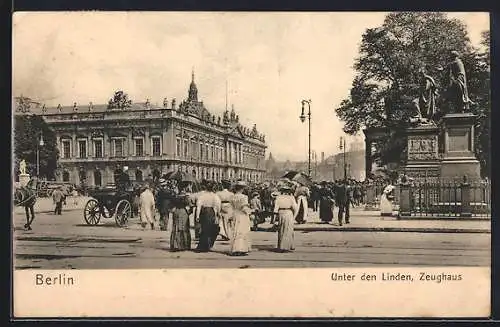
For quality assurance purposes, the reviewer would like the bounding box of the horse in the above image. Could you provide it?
[14,179,39,230]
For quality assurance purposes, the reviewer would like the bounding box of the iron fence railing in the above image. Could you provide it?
[363,179,490,218]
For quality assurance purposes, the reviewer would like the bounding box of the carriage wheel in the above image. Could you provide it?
[84,199,101,225]
[115,199,132,227]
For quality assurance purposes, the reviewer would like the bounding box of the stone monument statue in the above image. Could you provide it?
[440,50,474,113]
[411,68,438,124]
[18,159,30,187]
[19,159,27,175]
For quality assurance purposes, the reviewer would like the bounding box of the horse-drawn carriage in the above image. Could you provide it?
[83,185,138,227]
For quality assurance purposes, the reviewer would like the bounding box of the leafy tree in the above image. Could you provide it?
[107,90,132,109]
[335,12,490,176]
[467,30,490,176]
[14,114,59,180]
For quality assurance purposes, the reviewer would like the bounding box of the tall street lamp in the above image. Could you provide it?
[299,99,312,177]
[36,133,45,177]
[339,136,347,182]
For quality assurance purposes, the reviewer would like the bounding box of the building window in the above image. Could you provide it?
[210,146,214,161]
[183,139,189,157]
[61,139,71,158]
[134,138,144,156]
[94,139,103,158]
[113,138,124,157]
[78,140,87,158]
[199,143,203,160]
[176,138,181,157]
[191,140,196,158]
[94,170,102,186]
[152,136,161,156]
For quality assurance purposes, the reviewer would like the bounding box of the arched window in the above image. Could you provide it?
[135,169,143,182]
[192,169,197,178]
[63,171,70,182]
[94,170,102,186]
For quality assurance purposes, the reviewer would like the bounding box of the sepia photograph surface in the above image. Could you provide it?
[12,11,491,318]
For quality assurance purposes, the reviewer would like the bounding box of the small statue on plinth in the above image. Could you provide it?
[19,159,27,175]
[411,68,438,125]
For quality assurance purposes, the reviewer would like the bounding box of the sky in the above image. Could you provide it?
[12,12,489,161]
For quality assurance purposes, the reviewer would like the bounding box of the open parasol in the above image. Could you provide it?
[169,170,196,183]
[282,171,312,187]
[163,171,176,180]
[282,170,300,180]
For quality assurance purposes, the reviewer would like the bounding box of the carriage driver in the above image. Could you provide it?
[116,166,131,192]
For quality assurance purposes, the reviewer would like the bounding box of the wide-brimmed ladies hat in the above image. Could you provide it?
[277,181,292,191]
[234,180,247,187]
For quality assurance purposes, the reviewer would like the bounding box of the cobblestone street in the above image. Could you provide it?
[13,201,490,269]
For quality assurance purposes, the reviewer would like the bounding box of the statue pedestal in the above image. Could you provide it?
[403,124,441,181]
[440,113,481,182]
[19,173,30,187]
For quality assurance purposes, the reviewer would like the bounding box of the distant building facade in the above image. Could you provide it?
[15,73,267,186]
[265,142,366,181]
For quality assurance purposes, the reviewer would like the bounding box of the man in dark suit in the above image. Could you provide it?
[335,180,351,226]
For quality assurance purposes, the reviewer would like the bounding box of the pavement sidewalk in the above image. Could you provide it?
[13,200,490,234]
[284,209,491,234]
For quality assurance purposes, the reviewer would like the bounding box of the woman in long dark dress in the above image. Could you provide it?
[319,182,335,223]
[170,185,192,251]
[195,182,221,252]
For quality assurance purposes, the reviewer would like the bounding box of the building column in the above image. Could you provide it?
[72,166,79,184]
[144,129,150,156]
[163,123,169,156]
[103,132,109,158]
[55,134,61,156]
[128,129,133,157]
[72,134,77,158]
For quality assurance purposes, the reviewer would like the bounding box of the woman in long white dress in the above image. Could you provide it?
[273,183,299,252]
[380,183,395,216]
[229,181,252,256]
